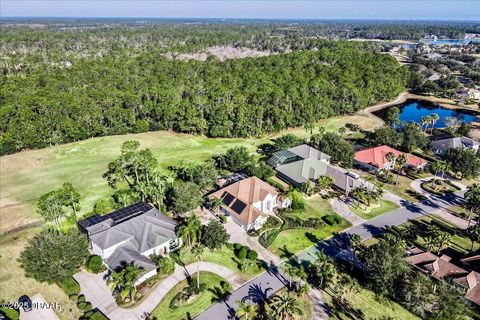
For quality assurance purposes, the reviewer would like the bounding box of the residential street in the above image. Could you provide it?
[196,188,468,320]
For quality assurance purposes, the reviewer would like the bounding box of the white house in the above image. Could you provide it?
[209,176,290,231]
[79,203,181,285]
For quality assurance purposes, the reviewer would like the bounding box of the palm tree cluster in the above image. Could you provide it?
[107,264,143,303]
[424,225,452,254]
[420,113,439,133]
[351,184,385,210]
[177,215,202,248]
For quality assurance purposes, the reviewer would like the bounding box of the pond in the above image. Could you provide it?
[374,99,480,128]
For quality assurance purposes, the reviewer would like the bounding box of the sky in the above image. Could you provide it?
[1,1,479,21]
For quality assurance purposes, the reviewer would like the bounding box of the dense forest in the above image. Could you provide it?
[0,37,409,155]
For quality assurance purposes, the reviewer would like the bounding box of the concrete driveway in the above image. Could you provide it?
[19,294,60,320]
[223,219,282,265]
[74,270,118,315]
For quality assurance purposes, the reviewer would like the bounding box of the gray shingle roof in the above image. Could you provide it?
[430,136,479,151]
[105,242,157,272]
[90,208,177,254]
[287,144,331,162]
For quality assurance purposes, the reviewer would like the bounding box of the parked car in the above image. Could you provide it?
[347,171,360,179]
[18,295,32,312]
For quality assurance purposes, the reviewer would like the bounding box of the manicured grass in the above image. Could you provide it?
[398,215,480,254]
[179,246,262,280]
[151,272,228,320]
[269,195,351,256]
[323,286,420,320]
[0,228,80,320]
[0,131,266,232]
[447,205,477,220]
[350,199,399,220]
[420,180,459,196]
[278,114,378,139]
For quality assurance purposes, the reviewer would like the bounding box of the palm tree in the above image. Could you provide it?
[107,269,125,293]
[465,183,480,227]
[430,113,440,133]
[336,273,360,305]
[395,154,408,185]
[236,300,255,320]
[385,152,396,176]
[313,251,336,288]
[349,234,362,259]
[436,231,452,254]
[176,215,202,248]
[283,264,296,290]
[208,197,223,215]
[420,116,430,133]
[466,224,480,252]
[269,293,302,320]
[191,244,204,289]
[430,160,446,188]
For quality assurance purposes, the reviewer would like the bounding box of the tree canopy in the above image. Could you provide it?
[1,40,407,155]
[18,229,89,284]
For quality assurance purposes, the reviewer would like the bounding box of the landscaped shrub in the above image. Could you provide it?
[169,283,207,310]
[57,276,80,297]
[86,255,104,273]
[290,191,305,210]
[77,301,88,310]
[219,214,227,224]
[78,294,86,303]
[93,198,116,215]
[322,215,341,226]
[246,250,258,261]
[226,243,234,250]
[0,306,19,320]
[259,229,281,248]
[236,246,248,260]
[284,216,324,229]
[233,243,243,250]
[150,255,176,276]
[86,311,109,320]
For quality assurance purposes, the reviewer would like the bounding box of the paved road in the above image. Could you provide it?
[196,189,467,320]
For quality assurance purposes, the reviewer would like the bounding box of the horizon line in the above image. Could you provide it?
[2,16,480,22]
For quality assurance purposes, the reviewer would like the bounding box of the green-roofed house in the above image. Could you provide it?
[275,158,329,187]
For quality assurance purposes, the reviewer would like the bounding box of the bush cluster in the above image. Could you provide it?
[322,215,341,226]
[169,282,207,310]
[86,255,104,274]
[233,244,258,261]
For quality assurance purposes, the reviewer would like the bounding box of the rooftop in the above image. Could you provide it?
[209,176,278,226]
[354,145,427,169]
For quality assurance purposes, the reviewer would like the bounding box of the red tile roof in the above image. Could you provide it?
[354,145,427,169]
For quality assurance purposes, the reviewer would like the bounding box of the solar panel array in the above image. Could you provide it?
[78,202,153,230]
[231,199,247,215]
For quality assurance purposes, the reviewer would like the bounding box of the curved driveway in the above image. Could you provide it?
[75,261,248,320]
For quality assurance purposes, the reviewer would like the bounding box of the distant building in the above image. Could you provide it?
[430,136,480,156]
[78,203,181,284]
[457,87,480,102]
[209,176,290,231]
[427,71,441,81]
[354,145,428,173]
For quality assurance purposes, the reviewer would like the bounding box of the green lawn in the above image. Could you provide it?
[398,215,480,254]
[151,272,228,320]
[350,199,399,220]
[0,131,266,232]
[179,246,262,280]
[420,180,459,196]
[269,195,351,256]
[323,286,420,320]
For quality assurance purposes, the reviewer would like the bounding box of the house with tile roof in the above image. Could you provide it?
[354,145,428,173]
[209,176,290,231]
[406,247,480,306]
[78,203,181,285]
